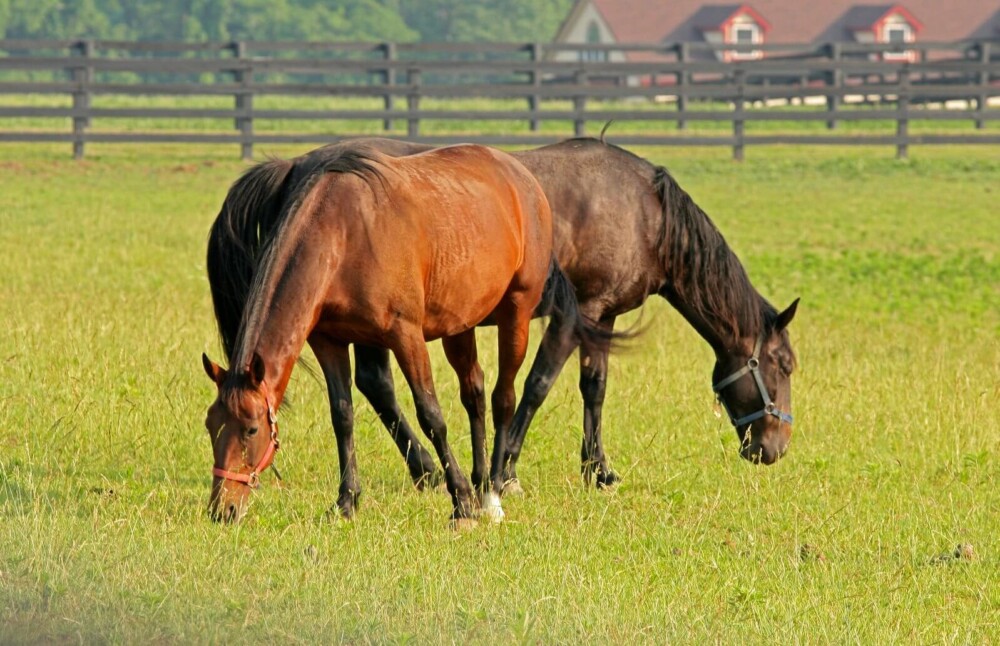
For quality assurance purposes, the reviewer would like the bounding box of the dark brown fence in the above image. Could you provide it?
[0,39,997,159]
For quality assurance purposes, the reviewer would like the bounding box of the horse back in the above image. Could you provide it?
[314,144,551,341]
[512,140,665,316]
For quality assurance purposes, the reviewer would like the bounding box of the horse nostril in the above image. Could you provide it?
[225,503,237,522]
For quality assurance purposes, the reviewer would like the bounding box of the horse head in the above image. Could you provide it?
[202,352,280,523]
[713,298,798,464]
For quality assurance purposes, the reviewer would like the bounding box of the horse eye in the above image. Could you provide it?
[246,426,259,437]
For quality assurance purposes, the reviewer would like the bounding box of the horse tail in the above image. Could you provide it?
[207,158,295,361]
[535,258,628,353]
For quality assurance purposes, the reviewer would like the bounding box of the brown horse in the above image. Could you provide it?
[208,136,799,500]
[202,144,597,525]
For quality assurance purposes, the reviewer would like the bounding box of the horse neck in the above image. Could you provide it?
[232,219,330,407]
[655,172,766,354]
[661,288,759,355]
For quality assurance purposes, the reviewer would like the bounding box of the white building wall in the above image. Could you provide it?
[553,2,627,63]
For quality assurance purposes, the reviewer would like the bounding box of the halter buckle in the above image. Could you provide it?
[246,471,260,488]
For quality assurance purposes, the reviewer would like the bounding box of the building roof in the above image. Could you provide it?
[833,4,924,37]
[555,0,998,44]
[957,7,999,39]
[691,4,772,33]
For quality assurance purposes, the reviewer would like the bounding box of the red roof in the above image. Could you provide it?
[845,4,924,34]
[558,0,995,44]
[695,4,772,34]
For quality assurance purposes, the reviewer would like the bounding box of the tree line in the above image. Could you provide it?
[0,0,573,43]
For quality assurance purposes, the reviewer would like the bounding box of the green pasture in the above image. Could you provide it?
[0,139,998,642]
[1,94,998,142]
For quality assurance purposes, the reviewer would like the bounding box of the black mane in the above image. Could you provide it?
[207,150,383,367]
[652,165,775,343]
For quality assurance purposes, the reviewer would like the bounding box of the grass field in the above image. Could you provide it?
[0,140,998,643]
[2,94,998,143]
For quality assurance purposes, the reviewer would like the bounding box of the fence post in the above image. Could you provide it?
[528,42,542,132]
[383,42,396,131]
[573,69,587,136]
[732,68,745,161]
[826,42,842,130]
[407,68,421,137]
[976,42,990,130]
[70,40,94,160]
[232,41,253,160]
[677,42,689,130]
[896,66,909,160]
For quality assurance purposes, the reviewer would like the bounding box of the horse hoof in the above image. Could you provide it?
[325,507,353,522]
[502,479,524,497]
[479,492,505,523]
[449,517,478,532]
[596,471,621,490]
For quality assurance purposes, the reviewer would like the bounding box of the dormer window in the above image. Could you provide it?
[694,5,770,62]
[845,4,922,62]
[730,23,761,60]
[882,23,912,60]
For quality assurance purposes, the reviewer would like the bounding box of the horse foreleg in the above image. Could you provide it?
[441,330,488,498]
[353,344,441,489]
[579,317,618,489]
[391,329,476,528]
[311,336,362,518]
[500,314,578,494]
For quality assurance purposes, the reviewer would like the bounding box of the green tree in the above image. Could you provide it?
[0,0,570,43]
[399,0,572,42]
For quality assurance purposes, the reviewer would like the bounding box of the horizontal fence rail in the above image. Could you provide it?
[0,39,997,159]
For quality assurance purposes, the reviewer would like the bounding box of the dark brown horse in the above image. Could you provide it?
[202,144,599,525]
[208,136,798,500]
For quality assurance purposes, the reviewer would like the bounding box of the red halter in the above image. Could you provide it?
[211,388,280,489]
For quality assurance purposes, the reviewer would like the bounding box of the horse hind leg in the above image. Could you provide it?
[391,327,477,529]
[310,336,362,519]
[353,344,442,490]
[441,330,489,501]
[579,317,620,489]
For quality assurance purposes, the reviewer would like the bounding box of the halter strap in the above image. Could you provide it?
[212,386,280,489]
[712,334,793,428]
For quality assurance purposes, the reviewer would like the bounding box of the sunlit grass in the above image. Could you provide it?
[0,94,996,151]
[0,143,998,642]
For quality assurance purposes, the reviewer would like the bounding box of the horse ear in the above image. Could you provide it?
[775,298,800,332]
[248,352,266,388]
[202,353,226,386]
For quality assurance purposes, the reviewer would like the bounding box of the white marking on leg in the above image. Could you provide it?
[480,491,505,523]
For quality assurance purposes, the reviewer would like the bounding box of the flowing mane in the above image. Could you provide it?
[207,150,383,369]
[232,152,383,370]
[533,136,777,344]
[652,166,776,344]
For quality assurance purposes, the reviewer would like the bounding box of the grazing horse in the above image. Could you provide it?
[208,136,799,500]
[202,144,594,525]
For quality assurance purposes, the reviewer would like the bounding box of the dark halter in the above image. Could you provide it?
[712,333,793,428]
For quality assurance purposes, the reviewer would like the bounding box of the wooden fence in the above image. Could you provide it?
[0,39,998,159]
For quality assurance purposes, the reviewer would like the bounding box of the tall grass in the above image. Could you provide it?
[0,143,998,642]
